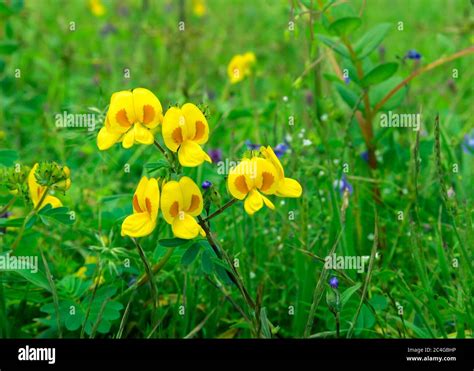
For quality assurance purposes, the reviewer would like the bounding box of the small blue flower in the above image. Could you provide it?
[329,276,339,289]
[343,76,350,85]
[201,180,212,190]
[245,140,261,151]
[208,148,222,163]
[360,151,369,163]
[334,175,353,196]
[274,143,289,158]
[405,50,422,60]
[462,131,474,154]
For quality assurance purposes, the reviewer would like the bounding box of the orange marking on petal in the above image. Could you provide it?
[145,197,152,214]
[133,195,143,213]
[234,175,249,194]
[193,121,206,141]
[142,105,155,125]
[169,201,180,218]
[116,109,131,127]
[187,195,200,213]
[172,127,183,145]
[260,172,275,192]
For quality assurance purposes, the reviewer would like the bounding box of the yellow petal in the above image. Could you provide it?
[160,180,183,224]
[255,157,279,195]
[260,146,284,180]
[107,90,136,133]
[171,213,201,239]
[41,195,63,209]
[97,126,122,150]
[244,189,264,215]
[121,212,156,237]
[261,194,275,210]
[132,88,163,129]
[227,55,246,84]
[122,129,135,149]
[162,107,188,152]
[28,164,40,205]
[177,140,211,167]
[276,177,303,198]
[181,103,209,144]
[133,123,154,145]
[179,176,203,216]
[227,160,252,200]
[144,177,159,222]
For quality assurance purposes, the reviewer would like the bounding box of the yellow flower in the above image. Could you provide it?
[89,0,105,16]
[97,88,163,150]
[160,177,205,239]
[227,157,278,215]
[121,177,159,238]
[227,146,302,215]
[227,52,256,84]
[28,163,62,210]
[260,146,302,197]
[93,275,106,286]
[75,266,87,279]
[192,0,206,16]
[162,103,211,167]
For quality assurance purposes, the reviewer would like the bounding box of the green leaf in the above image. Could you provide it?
[317,34,351,58]
[39,206,75,225]
[15,268,51,292]
[144,160,169,174]
[335,83,361,109]
[0,40,18,55]
[354,23,392,59]
[369,76,407,111]
[340,282,361,307]
[158,237,189,247]
[361,62,398,87]
[181,243,201,266]
[328,17,361,37]
[201,250,214,274]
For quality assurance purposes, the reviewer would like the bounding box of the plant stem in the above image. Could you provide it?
[132,238,158,309]
[373,47,474,113]
[204,198,238,222]
[39,245,63,338]
[0,196,17,215]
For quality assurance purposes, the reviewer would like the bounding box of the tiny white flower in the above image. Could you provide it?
[302,139,312,146]
[320,113,328,122]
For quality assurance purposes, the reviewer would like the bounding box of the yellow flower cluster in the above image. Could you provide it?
[121,176,205,240]
[98,87,301,241]
[227,146,302,215]
[28,163,71,210]
[97,88,211,168]
[227,52,256,84]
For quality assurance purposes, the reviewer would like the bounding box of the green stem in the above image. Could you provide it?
[204,198,238,222]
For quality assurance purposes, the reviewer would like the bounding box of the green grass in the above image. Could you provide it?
[0,0,472,339]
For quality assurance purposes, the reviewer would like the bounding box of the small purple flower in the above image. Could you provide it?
[405,50,422,60]
[201,180,212,190]
[360,151,369,163]
[274,143,289,158]
[343,76,350,85]
[329,276,339,289]
[462,131,474,154]
[305,90,314,106]
[245,140,261,151]
[334,175,353,196]
[208,148,222,163]
[100,23,117,37]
